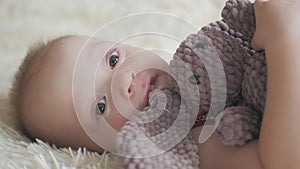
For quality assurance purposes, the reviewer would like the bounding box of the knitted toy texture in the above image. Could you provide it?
[117,0,266,168]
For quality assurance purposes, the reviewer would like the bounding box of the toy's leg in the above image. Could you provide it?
[221,0,256,41]
[216,106,261,146]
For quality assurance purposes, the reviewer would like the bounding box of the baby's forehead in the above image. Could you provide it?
[40,36,118,78]
[41,36,89,65]
[46,36,105,59]
[23,37,80,85]
[34,36,109,83]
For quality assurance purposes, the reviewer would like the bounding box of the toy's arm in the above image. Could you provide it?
[117,88,199,169]
[216,106,261,146]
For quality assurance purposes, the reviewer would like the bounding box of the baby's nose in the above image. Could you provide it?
[115,70,136,99]
[127,72,136,95]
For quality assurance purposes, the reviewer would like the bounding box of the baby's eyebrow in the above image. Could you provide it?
[89,42,110,69]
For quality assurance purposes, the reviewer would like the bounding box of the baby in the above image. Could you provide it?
[9,0,300,168]
[9,35,174,153]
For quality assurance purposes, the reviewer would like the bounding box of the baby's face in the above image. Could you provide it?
[26,36,172,152]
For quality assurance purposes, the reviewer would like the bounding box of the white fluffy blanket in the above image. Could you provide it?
[0,0,226,168]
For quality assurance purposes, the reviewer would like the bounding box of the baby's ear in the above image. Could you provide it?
[221,0,256,41]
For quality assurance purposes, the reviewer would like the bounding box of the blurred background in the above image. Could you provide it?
[0,0,226,97]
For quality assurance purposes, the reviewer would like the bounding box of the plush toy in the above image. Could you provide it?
[117,0,266,168]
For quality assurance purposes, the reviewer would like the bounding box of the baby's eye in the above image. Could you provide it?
[109,50,119,69]
[96,98,106,118]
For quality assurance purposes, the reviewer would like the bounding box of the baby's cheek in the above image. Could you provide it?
[130,95,146,111]
[105,111,129,131]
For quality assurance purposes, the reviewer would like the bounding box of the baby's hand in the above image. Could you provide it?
[251,0,300,50]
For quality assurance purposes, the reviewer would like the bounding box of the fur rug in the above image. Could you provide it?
[0,0,227,168]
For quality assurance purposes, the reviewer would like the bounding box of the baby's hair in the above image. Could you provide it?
[9,35,71,135]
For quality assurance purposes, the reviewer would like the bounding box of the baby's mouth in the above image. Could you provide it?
[149,81,156,93]
[146,77,157,104]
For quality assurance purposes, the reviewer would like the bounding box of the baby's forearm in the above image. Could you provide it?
[258,33,300,169]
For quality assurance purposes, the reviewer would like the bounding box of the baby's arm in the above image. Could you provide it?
[200,0,300,169]
[252,0,300,169]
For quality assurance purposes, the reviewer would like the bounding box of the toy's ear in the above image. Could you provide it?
[221,0,256,41]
